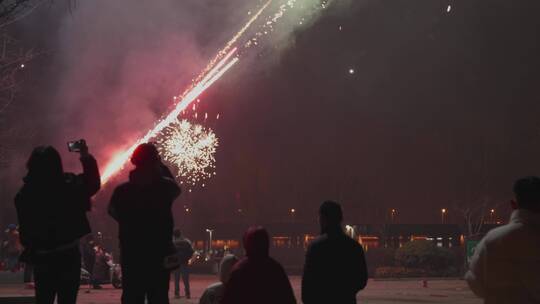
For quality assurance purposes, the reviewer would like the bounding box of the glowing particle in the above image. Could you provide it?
[338,26,342,31]
[348,68,355,74]
[157,119,218,187]
[447,5,451,12]
[20,64,25,68]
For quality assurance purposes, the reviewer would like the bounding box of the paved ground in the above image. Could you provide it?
[0,275,481,304]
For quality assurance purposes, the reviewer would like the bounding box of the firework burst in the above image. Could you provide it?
[157,119,218,187]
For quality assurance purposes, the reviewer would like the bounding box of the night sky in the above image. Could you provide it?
[1,0,540,228]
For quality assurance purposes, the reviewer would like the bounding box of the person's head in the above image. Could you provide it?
[243,226,269,258]
[512,176,540,213]
[26,146,64,182]
[319,200,343,233]
[7,224,17,231]
[131,143,160,168]
[173,228,182,239]
[219,254,239,283]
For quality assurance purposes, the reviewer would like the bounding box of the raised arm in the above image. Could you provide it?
[79,154,101,196]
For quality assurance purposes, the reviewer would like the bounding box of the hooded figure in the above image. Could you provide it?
[302,201,368,304]
[199,254,239,304]
[221,226,296,304]
[108,143,181,304]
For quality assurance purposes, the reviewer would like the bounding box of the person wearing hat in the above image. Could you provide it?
[109,143,181,304]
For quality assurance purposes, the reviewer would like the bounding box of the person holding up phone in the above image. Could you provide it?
[14,140,101,304]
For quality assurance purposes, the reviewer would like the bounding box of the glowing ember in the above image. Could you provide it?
[157,119,218,187]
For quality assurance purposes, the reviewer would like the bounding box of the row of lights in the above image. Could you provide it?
[390,208,497,224]
[183,207,297,214]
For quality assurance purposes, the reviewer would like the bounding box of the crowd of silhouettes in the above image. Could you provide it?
[12,141,539,304]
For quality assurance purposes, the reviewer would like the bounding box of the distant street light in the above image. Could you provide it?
[441,208,447,224]
[205,229,214,253]
[290,208,296,222]
[390,209,397,223]
[490,209,495,224]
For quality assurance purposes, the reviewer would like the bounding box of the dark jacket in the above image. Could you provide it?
[221,227,296,304]
[302,228,368,304]
[174,238,194,265]
[108,164,180,263]
[14,155,100,252]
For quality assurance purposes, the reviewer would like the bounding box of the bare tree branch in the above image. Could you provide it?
[0,0,46,28]
[0,32,36,115]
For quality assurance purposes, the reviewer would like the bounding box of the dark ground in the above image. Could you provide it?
[0,274,481,304]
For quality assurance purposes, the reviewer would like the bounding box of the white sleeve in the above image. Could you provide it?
[465,239,487,298]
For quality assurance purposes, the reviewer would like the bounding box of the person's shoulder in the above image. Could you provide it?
[482,222,521,244]
[205,282,223,293]
[158,176,178,186]
[230,257,250,273]
[309,234,329,246]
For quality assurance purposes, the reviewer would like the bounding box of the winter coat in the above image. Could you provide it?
[199,254,238,304]
[174,238,194,265]
[108,164,180,264]
[221,227,296,304]
[302,227,368,304]
[15,155,100,252]
[466,209,540,304]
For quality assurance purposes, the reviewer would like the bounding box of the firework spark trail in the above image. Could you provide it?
[100,1,275,184]
[101,0,332,185]
[101,49,239,184]
[195,0,273,82]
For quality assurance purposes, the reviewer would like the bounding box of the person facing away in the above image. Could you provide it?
[14,143,100,304]
[199,254,239,304]
[302,201,368,304]
[3,224,22,271]
[221,226,296,304]
[80,234,98,288]
[172,229,194,299]
[108,143,181,304]
[466,176,540,303]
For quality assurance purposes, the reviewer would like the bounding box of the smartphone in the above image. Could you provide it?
[67,139,86,152]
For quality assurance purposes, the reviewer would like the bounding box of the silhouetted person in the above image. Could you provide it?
[466,177,540,303]
[199,254,239,304]
[80,234,98,288]
[108,143,181,304]
[221,226,296,304]
[302,201,368,304]
[172,229,193,299]
[14,143,100,304]
[2,224,22,271]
